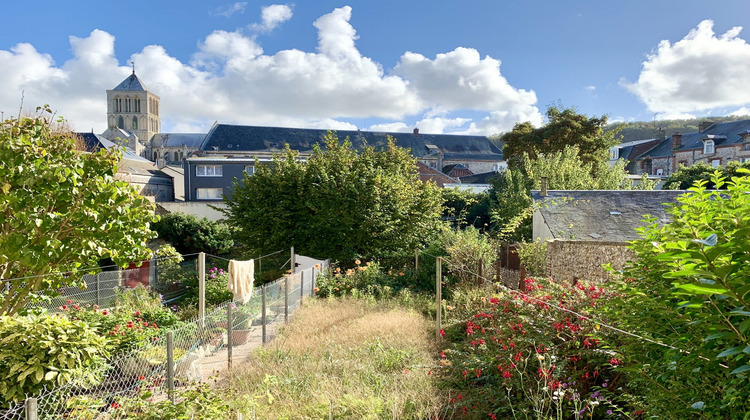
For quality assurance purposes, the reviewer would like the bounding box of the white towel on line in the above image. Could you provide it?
[228,259,254,304]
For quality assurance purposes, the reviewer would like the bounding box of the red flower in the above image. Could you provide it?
[110,402,121,409]
[440,329,445,337]
[609,358,621,366]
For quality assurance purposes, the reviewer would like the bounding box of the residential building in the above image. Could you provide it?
[624,119,750,176]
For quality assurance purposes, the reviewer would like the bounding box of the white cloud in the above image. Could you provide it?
[213,2,248,18]
[623,20,750,114]
[584,85,596,91]
[367,122,411,133]
[0,6,541,136]
[251,4,293,32]
[657,112,696,120]
[730,107,750,116]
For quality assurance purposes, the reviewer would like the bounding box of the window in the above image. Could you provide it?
[711,159,721,168]
[740,157,748,163]
[196,165,223,177]
[196,188,223,200]
[244,166,255,176]
[610,148,619,160]
[135,98,141,112]
[656,168,664,176]
[132,117,138,130]
[703,139,715,154]
[117,116,124,129]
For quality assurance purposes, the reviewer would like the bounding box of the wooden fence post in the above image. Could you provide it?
[519,266,527,291]
[167,331,175,403]
[198,252,206,329]
[261,285,267,344]
[227,303,233,371]
[436,257,442,340]
[284,275,289,324]
[25,397,38,420]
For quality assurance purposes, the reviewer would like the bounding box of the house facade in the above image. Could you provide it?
[624,120,750,176]
[184,124,505,201]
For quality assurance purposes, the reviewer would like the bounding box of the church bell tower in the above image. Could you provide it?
[105,65,160,154]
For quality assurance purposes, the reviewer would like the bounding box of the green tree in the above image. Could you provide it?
[441,188,491,230]
[223,133,442,263]
[502,105,619,170]
[663,161,750,189]
[606,171,750,417]
[153,212,233,255]
[0,108,157,315]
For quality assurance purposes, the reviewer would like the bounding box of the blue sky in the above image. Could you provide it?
[1,1,749,135]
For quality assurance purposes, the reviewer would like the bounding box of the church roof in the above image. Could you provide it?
[152,133,206,148]
[113,72,148,91]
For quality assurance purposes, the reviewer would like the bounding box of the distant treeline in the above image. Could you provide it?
[605,114,750,143]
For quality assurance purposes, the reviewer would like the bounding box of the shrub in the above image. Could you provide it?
[153,212,233,255]
[178,266,233,307]
[0,314,109,405]
[440,226,497,286]
[440,278,630,418]
[516,240,547,276]
[606,171,750,417]
[114,383,231,419]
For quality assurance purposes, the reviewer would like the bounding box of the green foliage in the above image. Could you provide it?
[516,240,547,276]
[487,167,533,242]
[502,105,619,169]
[0,314,109,405]
[441,188,491,229]
[0,108,157,315]
[114,383,231,419]
[223,133,442,262]
[440,226,497,286]
[607,170,750,417]
[663,161,750,189]
[178,266,233,307]
[153,212,233,255]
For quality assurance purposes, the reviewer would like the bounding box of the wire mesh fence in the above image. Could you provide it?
[3,257,328,420]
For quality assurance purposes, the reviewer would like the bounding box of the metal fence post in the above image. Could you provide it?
[95,273,101,307]
[478,259,484,285]
[25,397,38,420]
[291,247,296,274]
[261,285,267,344]
[199,252,206,329]
[300,271,304,306]
[311,267,316,297]
[167,331,175,403]
[436,257,442,340]
[284,275,289,324]
[329,400,334,420]
[227,303,233,371]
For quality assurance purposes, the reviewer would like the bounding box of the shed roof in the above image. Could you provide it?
[532,190,686,242]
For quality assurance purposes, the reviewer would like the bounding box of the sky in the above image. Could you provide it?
[1,0,749,136]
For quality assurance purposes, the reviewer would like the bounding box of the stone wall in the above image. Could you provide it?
[546,239,635,284]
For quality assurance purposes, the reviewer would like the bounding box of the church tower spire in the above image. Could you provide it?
[104,67,160,156]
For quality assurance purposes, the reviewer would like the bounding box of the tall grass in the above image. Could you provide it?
[228,298,443,419]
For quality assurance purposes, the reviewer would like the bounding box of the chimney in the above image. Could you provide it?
[540,177,548,197]
[698,121,713,133]
[672,132,682,150]
[413,127,419,138]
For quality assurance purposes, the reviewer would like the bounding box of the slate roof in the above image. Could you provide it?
[532,190,686,242]
[152,133,206,148]
[76,132,106,152]
[112,73,148,91]
[460,171,500,184]
[200,124,503,161]
[637,119,750,159]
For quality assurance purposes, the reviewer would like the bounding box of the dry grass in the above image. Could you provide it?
[227,298,443,419]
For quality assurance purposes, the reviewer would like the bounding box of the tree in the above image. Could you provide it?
[502,105,619,170]
[0,108,156,315]
[441,188,491,230]
[223,133,442,263]
[663,161,750,189]
[153,212,233,255]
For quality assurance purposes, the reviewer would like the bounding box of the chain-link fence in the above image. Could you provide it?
[2,257,328,420]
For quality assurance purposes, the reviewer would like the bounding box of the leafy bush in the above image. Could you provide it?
[440,226,497,286]
[153,212,233,255]
[516,240,548,277]
[440,278,632,418]
[178,266,233,307]
[0,314,109,405]
[606,171,750,417]
[114,383,231,419]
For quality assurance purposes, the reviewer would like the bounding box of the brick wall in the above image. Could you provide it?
[545,240,635,283]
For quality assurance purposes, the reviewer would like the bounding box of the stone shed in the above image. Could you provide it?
[531,190,686,283]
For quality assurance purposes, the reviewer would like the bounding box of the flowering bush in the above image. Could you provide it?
[440,278,634,418]
[178,266,233,308]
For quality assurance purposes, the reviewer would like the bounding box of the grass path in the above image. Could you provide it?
[226,298,443,419]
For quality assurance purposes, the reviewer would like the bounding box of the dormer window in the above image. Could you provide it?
[610,147,619,160]
[703,139,715,154]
